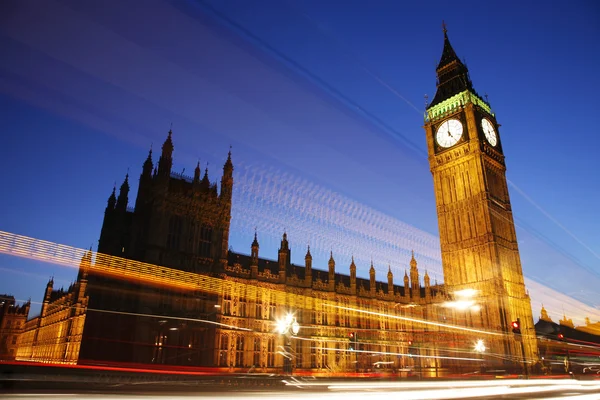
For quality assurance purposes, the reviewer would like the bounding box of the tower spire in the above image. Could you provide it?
[107,185,116,211]
[142,148,153,177]
[428,24,475,108]
[157,128,174,177]
[116,173,129,211]
[194,160,201,183]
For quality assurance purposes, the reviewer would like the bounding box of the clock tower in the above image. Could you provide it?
[423,27,537,366]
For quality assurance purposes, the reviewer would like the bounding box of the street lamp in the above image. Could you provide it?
[474,339,486,353]
[474,339,486,374]
[276,313,300,375]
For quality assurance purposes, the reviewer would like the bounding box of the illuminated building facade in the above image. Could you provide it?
[16,253,88,364]
[13,29,540,374]
[0,295,30,360]
[423,26,537,365]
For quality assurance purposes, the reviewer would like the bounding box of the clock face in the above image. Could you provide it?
[436,119,463,148]
[481,118,498,146]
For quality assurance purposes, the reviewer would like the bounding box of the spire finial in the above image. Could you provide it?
[442,20,447,34]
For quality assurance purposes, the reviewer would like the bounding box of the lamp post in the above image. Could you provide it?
[276,313,300,375]
[474,339,486,374]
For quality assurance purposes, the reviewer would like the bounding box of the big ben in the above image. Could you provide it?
[424,26,537,366]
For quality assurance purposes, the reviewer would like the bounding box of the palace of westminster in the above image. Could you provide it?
[1,30,598,374]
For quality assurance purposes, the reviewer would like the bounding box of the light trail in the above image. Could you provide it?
[1,231,593,368]
[331,304,504,337]
[232,161,444,281]
[0,232,514,339]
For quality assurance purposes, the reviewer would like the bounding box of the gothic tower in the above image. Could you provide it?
[423,26,536,364]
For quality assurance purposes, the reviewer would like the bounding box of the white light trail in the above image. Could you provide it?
[231,161,443,281]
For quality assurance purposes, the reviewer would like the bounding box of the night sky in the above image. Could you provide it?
[1,0,599,324]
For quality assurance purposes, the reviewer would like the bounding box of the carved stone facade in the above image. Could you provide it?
[218,245,447,373]
[16,251,89,364]
[0,295,30,360]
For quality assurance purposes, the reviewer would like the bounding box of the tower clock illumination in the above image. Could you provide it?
[424,26,536,368]
[481,118,498,146]
[436,118,463,148]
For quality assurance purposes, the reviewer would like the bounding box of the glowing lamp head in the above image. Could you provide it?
[285,313,294,324]
[276,318,288,334]
[511,321,519,329]
[291,320,300,335]
[474,339,486,353]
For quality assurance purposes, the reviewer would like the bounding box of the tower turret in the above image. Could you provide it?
[369,261,376,295]
[106,186,116,212]
[77,248,91,300]
[410,251,419,295]
[424,271,431,298]
[193,161,201,184]
[328,251,335,291]
[250,231,259,278]
[403,271,409,297]
[278,232,289,283]
[115,173,129,211]
[350,256,356,293]
[305,245,312,286]
[136,148,153,210]
[219,150,234,267]
[157,129,174,178]
[77,248,92,281]
[387,266,394,295]
[220,149,233,201]
[540,305,552,322]
[200,167,210,191]
[142,148,153,178]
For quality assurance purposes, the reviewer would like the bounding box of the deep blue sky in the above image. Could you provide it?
[1,0,599,323]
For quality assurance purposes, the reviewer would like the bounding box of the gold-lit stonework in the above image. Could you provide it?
[423,28,537,367]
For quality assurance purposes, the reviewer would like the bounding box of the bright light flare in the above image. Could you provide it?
[474,339,486,353]
[454,288,478,298]
[276,312,300,335]
[443,300,475,310]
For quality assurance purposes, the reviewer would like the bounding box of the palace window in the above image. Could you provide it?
[219,334,229,367]
[310,342,317,368]
[267,337,275,366]
[198,225,212,257]
[253,337,260,367]
[235,336,244,367]
[167,215,182,250]
[294,339,303,368]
